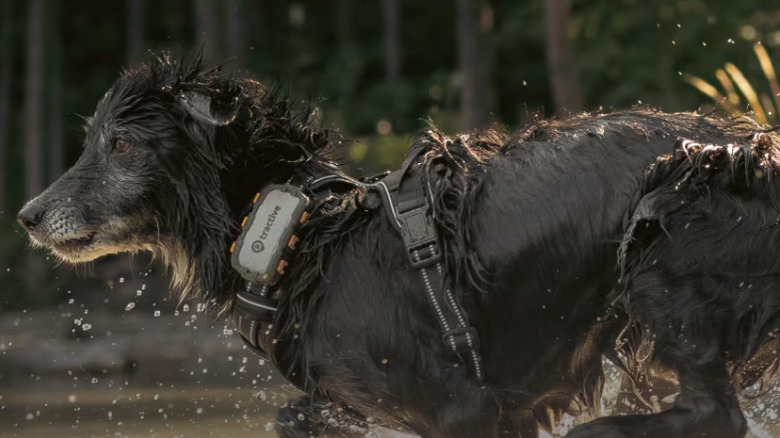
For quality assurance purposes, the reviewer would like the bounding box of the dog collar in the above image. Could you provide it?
[229,173,367,364]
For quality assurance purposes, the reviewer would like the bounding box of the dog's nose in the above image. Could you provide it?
[17,203,44,233]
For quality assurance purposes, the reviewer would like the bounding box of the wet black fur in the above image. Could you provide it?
[18,55,780,438]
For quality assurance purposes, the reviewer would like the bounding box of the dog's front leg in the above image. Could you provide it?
[276,393,367,438]
[421,385,502,438]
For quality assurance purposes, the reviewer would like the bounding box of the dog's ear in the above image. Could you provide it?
[178,89,241,126]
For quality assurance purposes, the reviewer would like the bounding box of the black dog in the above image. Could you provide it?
[18,54,780,438]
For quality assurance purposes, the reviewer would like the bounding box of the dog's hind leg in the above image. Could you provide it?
[565,273,747,438]
[565,357,746,438]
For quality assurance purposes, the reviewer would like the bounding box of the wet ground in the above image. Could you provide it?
[0,306,413,438]
[0,304,299,438]
[0,384,283,437]
[1,306,778,438]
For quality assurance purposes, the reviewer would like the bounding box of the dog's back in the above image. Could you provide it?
[436,112,771,430]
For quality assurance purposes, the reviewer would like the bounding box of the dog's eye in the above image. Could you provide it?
[113,139,132,153]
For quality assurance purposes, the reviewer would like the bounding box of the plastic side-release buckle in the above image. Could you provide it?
[398,206,441,268]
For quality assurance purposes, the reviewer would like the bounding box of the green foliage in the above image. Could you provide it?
[346,133,415,176]
[570,0,780,112]
[687,43,780,125]
[2,0,780,309]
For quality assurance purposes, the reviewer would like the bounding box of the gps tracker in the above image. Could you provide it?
[230,185,310,285]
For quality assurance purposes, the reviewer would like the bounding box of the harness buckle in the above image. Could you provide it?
[397,206,441,268]
[442,326,481,352]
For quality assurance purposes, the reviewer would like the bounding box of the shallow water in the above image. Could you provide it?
[1,309,778,438]
[0,384,282,438]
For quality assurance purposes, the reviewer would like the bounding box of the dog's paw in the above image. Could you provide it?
[275,401,316,438]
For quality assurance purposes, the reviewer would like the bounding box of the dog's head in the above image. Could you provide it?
[17,54,264,303]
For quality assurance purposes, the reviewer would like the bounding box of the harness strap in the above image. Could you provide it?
[372,158,485,381]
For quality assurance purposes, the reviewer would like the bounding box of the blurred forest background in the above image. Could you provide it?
[0,0,780,310]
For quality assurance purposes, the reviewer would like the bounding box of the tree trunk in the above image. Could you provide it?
[544,0,581,118]
[457,0,492,130]
[337,0,356,103]
[23,0,45,201]
[383,0,401,85]
[225,0,246,68]
[47,0,63,182]
[194,0,222,62]
[0,0,13,212]
[127,0,145,64]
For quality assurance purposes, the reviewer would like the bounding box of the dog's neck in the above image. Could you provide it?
[219,97,345,218]
[177,106,347,313]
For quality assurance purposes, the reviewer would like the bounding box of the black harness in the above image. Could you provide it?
[232,146,485,382]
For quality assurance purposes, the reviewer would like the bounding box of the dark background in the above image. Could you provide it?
[1,0,779,310]
[1,1,780,437]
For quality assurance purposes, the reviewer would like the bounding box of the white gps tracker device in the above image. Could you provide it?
[230,185,310,285]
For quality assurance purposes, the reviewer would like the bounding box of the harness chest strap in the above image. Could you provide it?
[372,150,485,381]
